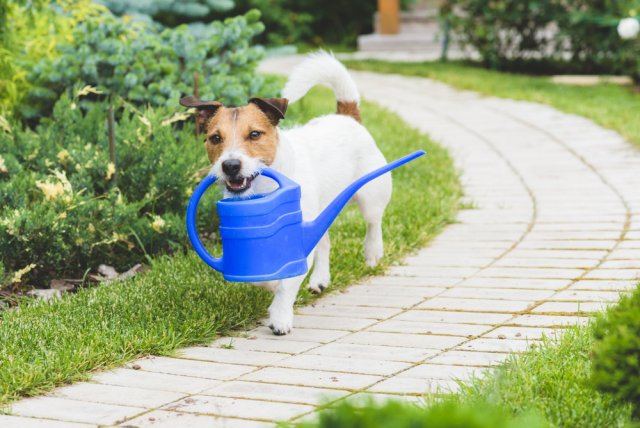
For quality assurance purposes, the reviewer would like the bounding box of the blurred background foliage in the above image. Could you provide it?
[446,0,640,81]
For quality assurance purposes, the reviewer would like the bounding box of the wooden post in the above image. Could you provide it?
[378,0,400,34]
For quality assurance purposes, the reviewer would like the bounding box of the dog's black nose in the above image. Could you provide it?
[222,159,242,177]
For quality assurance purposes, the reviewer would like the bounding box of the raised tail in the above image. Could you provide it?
[281,51,361,122]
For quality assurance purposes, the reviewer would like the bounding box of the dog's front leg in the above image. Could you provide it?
[268,275,305,335]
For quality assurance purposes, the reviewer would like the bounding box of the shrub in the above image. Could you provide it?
[25,9,277,119]
[591,284,640,418]
[447,0,640,81]
[94,0,235,26]
[301,399,547,428]
[0,0,104,117]
[0,91,217,288]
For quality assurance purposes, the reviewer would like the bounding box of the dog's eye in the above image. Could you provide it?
[209,134,222,144]
[249,131,262,141]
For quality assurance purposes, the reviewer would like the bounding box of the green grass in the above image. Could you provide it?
[343,60,640,148]
[301,322,634,428]
[455,325,633,427]
[0,86,461,405]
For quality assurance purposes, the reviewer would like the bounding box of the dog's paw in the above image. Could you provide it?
[365,248,384,267]
[308,272,330,294]
[268,306,293,336]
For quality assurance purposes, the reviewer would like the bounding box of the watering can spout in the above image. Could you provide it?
[301,150,426,255]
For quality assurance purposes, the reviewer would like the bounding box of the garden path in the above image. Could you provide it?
[3,57,639,427]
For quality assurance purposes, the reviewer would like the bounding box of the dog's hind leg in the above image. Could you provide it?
[308,232,331,294]
[268,275,305,335]
[355,178,391,267]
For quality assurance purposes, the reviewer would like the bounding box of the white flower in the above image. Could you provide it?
[151,215,165,232]
[0,155,7,174]
[618,17,640,40]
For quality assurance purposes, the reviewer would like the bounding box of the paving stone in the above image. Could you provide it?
[486,326,559,340]
[417,297,533,313]
[51,382,184,408]
[570,279,637,291]
[344,392,423,406]
[608,249,640,260]
[92,368,221,393]
[10,397,144,426]
[306,342,438,363]
[551,290,622,302]
[429,351,510,367]
[531,301,611,314]
[122,410,273,428]
[344,285,446,298]
[0,415,95,428]
[275,354,410,376]
[163,395,313,422]
[289,314,379,331]
[240,367,381,390]
[395,310,512,325]
[296,304,399,320]
[440,287,555,301]
[493,258,600,269]
[600,260,640,269]
[475,267,584,279]
[316,293,423,309]
[338,331,467,349]
[388,266,478,278]
[202,381,347,405]
[457,338,535,353]
[516,240,617,250]
[459,277,571,289]
[211,337,320,354]
[249,326,349,343]
[369,320,493,337]
[178,347,290,366]
[508,314,591,327]
[367,377,461,394]
[132,356,255,380]
[363,276,462,287]
[397,364,482,381]
[583,269,640,280]
[506,249,608,259]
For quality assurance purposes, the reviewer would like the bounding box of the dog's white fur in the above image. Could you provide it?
[213,53,392,335]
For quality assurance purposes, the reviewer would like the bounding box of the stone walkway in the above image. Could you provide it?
[4,60,640,427]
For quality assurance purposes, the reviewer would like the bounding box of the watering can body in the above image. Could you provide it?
[186,150,426,282]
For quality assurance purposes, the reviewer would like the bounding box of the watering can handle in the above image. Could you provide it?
[186,174,224,272]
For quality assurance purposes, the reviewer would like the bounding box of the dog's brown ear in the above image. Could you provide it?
[249,97,288,125]
[180,96,223,133]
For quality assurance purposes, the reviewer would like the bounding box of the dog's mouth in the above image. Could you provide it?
[224,173,259,194]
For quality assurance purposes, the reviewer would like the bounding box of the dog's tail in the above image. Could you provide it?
[282,51,361,122]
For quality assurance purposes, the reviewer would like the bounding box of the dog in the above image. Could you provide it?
[180,52,391,335]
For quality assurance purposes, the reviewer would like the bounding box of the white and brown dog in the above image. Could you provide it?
[181,52,391,335]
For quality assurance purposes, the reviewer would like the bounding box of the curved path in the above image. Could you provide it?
[4,59,640,427]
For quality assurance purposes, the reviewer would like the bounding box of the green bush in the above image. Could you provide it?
[301,399,547,428]
[25,9,277,119]
[447,0,640,81]
[0,0,103,117]
[0,91,217,288]
[212,0,378,46]
[591,284,640,418]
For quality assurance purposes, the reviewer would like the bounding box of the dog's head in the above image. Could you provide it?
[180,96,288,196]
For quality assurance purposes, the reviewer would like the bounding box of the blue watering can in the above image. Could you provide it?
[186,150,426,282]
